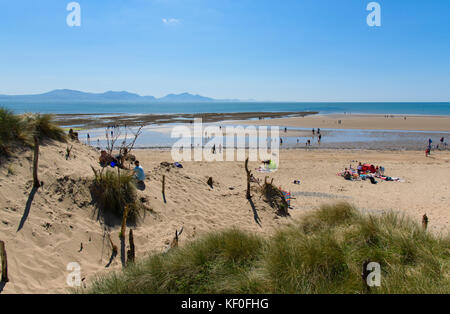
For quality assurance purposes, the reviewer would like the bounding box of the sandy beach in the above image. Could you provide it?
[1,140,449,293]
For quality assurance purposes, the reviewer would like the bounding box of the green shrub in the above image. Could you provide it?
[85,203,450,294]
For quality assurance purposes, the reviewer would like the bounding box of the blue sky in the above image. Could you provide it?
[0,0,449,101]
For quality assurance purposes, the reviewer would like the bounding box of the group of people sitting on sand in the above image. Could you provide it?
[340,162,399,183]
[68,129,79,141]
[98,148,145,184]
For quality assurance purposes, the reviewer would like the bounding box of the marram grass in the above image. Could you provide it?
[84,203,449,294]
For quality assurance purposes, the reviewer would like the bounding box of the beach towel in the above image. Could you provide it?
[281,190,292,207]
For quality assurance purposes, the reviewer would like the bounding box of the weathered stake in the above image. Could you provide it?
[162,175,166,203]
[245,158,251,199]
[33,136,41,188]
[422,214,429,230]
[0,240,9,283]
[120,205,129,239]
[127,229,135,265]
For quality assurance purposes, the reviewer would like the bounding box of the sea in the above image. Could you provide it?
[3,101,450,116]
[3,101,449,149]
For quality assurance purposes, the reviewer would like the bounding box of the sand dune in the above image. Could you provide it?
[0,141,449,293]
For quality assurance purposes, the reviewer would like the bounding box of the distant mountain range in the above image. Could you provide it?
[0,89,241,103]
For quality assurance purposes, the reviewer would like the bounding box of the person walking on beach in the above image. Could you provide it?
[318,134,322,144]
[87,133,90,146]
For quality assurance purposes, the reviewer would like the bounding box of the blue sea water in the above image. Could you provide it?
[3,101,450,116]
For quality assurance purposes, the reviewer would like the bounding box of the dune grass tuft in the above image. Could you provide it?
[90,168,142,222]
[0,108,66,156]
[0,107,28,155]
[84,202,449,294]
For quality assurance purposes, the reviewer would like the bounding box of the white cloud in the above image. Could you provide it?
[162,18,180,25]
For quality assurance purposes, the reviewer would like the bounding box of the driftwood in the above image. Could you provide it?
[127,229,135,265]
[0,240,8,283]
[422,214,429,230]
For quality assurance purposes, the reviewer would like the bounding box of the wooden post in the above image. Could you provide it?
[422,214,429,231]
[33,136,41,188]
[245,158,251,200]
[127,229,135,265]
[162,175,166,203]
[0,240,9,283]
[120,205,129,239]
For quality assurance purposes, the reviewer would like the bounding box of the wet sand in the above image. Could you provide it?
[54,111,317,129]
[230,114,450,132]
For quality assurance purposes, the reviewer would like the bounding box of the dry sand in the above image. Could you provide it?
[1,141,449,293]
[230,114,450,132]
